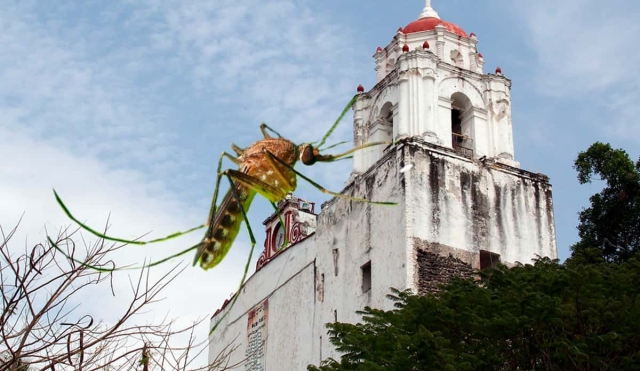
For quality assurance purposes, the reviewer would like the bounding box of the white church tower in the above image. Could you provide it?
[209,2,557,369]
[354,0,516,172]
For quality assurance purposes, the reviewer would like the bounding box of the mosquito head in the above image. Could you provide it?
[299,143,357,166]
[299,143,319,166]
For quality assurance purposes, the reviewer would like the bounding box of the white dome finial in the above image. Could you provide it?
[419,0,440,19]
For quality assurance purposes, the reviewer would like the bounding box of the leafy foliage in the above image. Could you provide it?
[571,142,640,263]
[308,257,640,371]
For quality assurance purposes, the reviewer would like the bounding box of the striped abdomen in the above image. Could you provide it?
[195,184,256,270]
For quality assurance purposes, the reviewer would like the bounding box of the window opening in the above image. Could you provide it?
[361,261,372,293]
[451,106,473,157]
[332,249,339,276]
[451,108,463,143]
[479,250,501,270]
[317,273,325,302]
[385,108,393,124]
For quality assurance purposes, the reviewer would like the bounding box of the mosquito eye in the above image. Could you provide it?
[300,145,317,166]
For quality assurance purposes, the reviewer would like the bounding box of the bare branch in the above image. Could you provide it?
[0,221,240,371]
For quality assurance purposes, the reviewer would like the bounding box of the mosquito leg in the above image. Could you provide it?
[208,152,241,225]
[221,151,240,165]
[270,201,289,250]
[316,95,357,148]
[52,149,242,272]
[264,151,397,206]
[209,174,257,336]
[222,169,288,203]
[231,144,244,156]
[192,151,242,267]
[260,123,284,139]
[258,148,294,191]
[52,190,207,246]
[49,237,200,272]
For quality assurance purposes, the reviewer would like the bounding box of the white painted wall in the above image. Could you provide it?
[402,141,557,266]
[208,238,318,369]
[209,142,557,369]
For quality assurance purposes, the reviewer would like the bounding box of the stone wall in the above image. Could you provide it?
[414,238,475,295]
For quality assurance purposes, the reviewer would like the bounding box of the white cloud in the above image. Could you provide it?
[124,0,363,144]
[512,0,640,140]
[0,0,366,366]
[0,1,189,183]
[0,124,254,367]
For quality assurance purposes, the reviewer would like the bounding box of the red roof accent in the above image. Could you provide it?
[470,32,476,37]
[402,44,409,52]
[376,46,383,53]
[397,27,404,33]
[357,84,365,92]
[423,40,430,49]
[402,17,468,38]
[478,53,483,58]
[495,66,502,74]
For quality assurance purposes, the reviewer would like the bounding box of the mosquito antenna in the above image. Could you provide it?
[333,155,353,162]
[323,141,387,162]
[319,140,350,152]
[265,150,396,206]
[316,95,358,149]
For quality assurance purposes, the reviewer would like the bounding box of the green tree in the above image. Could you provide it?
[571,142,640,263]
[308,258,640,371]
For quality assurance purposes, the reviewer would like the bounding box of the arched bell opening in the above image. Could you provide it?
[450,92,474,158]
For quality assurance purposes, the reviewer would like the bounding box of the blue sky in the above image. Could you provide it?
[1,0,638,367]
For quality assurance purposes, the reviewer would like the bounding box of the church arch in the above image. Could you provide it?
[449,92,474,156]
[366,101,394,164]
[438,77,484,108]
[438,78,486,158]
[372,101,394,145]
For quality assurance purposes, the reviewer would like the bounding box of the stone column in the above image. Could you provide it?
[352,95,368,173]
[396,67,411,140]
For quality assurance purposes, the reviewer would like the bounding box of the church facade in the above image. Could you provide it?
[208,2,557,369]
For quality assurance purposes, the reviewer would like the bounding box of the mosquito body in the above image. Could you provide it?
[197,134,298,269]
[53,96,395,273]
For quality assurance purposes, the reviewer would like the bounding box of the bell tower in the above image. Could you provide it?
[323,0,557,298]
[353,0,517,175]
[208,3,558,368]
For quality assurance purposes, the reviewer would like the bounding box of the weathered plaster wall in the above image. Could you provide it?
[313,149,407,362]
[209,140,557,369]
[208,238,317,368]
[402,139,557,279]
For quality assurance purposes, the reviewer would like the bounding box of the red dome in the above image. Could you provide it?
[403,17,468,38]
